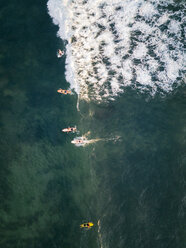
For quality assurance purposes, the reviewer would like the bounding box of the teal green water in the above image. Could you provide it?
[0,1,186,248]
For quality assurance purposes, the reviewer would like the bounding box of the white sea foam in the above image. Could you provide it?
[47,0,185,101]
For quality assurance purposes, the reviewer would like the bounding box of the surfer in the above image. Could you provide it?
[62,127,77,133]
[71,137,87,145]
[57,49,64,58]
[57,88,71,95]
[80,222,94,229]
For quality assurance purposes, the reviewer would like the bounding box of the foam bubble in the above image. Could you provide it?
[138,2,158,19]
[133,43,148,59]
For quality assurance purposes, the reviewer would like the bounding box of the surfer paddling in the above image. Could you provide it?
[71,137,87,146]
[57,49,64,58]
[80,222,94,229]
[57,89,71,95]
[62,127,77,133]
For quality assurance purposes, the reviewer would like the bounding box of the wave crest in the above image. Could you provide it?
[48,0,185,101]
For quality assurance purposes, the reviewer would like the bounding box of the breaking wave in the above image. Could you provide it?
[47,0,185,102]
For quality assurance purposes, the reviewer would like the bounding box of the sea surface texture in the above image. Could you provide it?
[47,0,185,101]
[0,0,185,248]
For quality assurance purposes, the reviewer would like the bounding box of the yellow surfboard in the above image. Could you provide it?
[80,222,94,228]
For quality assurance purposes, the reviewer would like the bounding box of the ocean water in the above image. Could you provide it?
[0,0,186,248]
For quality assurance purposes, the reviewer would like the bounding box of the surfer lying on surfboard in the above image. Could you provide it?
[71,137,87,146]
[62,127,77,133]
[57,88,71,95]
[80,222,94,229]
